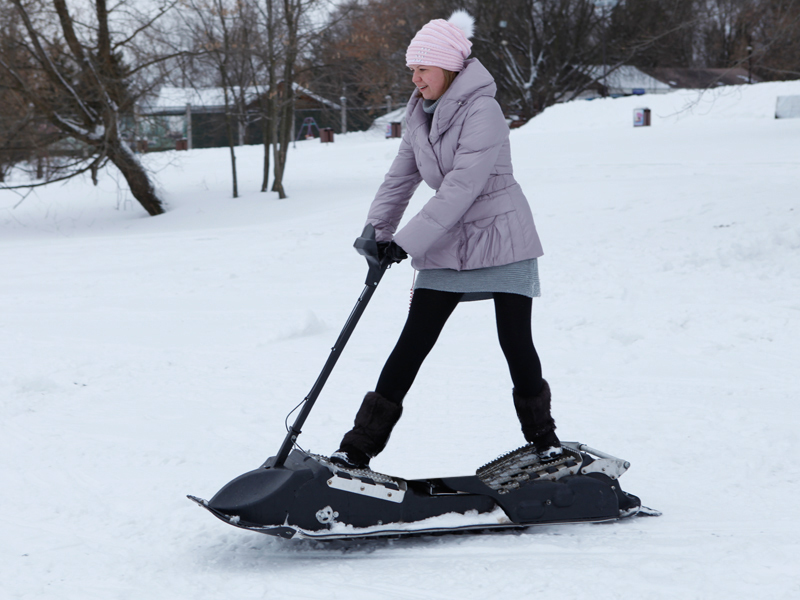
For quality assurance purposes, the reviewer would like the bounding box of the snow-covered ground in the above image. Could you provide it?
[2,81,800,599]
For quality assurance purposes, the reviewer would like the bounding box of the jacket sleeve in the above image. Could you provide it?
[366,132,423,242]
[393,97,507,257]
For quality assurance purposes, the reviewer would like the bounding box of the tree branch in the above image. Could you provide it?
[111,0,181,51]
[0,155,108,190]
[10,0,98,122]
[52,0,88,64]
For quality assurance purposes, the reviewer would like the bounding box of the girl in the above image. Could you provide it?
[331,11,562,470]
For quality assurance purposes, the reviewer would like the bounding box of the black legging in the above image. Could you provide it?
[375,289,543,404]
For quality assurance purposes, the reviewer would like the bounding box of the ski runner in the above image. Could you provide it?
[332,11,562,471]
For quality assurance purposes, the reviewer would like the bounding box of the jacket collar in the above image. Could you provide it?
[404,59,497,143]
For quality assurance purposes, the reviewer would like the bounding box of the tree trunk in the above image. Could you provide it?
[271,75,295,198]
[225,110,239,198]
[271,85,289,199]
[261,0,275,193]
[271,132,286,198]
[271,0,301,200]
[106,139,164,216]
[260,94,272,192]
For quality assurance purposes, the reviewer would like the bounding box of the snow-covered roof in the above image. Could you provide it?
[370,106,407,132]
[584,65,672,94]
[143,83,340,115]
[143,86,262,113]
[293,83,341,110]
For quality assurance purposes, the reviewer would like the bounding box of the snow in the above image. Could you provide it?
[319,506,513,538]
[2,81,800,599]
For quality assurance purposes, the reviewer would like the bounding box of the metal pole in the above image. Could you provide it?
[273,277,383,467]
[186,103,192,150]
[272,226,386,468]
[340,90,347,134]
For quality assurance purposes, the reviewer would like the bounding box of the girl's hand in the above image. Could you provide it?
[377,241,408,264]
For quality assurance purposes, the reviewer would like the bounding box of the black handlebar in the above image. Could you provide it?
[271,224,390,467]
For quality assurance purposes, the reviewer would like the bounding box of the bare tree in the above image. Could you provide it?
[254,0,289,198]
[253,0,281,193]
[237,0,327,199]
[465,0,611,119]
[698,0,800,80]
[176,0,266,198]
[306,0,437,119]
[0,8,41,182]
[605,0,698,68]
[170,0,325,199]
[755,0,800,79]
[0,0,169,215]
[271,0,301,199]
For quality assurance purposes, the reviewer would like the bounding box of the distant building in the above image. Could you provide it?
[577,65,673,99]
[136,83,342,151]
[576,65,761,100]
[578,65,761,100]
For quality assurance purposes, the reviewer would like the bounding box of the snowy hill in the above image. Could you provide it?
[2,81,799,599]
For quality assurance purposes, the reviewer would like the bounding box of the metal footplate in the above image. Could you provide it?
[309,453,397,484]
[309,453,407,503]
[561,441,631,481]
[476,445,583,493]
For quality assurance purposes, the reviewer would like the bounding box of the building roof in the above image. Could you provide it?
[584,65,673,94]
[289,83,341,110]
[142,83,340,115]
[142,86,259,114]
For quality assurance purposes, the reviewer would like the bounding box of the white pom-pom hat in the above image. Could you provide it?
[405,10,475,72]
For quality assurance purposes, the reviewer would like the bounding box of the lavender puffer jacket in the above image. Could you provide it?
[366,59,543,271]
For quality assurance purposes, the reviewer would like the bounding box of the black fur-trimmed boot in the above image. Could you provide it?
[331,392,403,469]
[513,380,562,460]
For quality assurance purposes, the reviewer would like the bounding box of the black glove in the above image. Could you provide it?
[377,241,408,264]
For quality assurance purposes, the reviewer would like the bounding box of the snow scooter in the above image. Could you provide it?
[189,225,659,540]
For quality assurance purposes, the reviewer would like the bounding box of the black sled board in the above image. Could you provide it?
[188,446,658,540]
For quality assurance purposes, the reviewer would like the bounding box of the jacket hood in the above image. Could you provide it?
[406,59,497,143]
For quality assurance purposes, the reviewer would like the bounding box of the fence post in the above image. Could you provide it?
[185,103,193,150]
[340,89,347,134]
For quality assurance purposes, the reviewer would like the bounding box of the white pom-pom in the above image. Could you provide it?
[448,10,475,40]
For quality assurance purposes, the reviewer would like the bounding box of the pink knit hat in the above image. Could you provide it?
[405,10,475,72]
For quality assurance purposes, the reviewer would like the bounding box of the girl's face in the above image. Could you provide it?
[409,65,448,100]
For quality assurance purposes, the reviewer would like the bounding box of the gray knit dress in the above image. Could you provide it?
[413,98,541,302]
